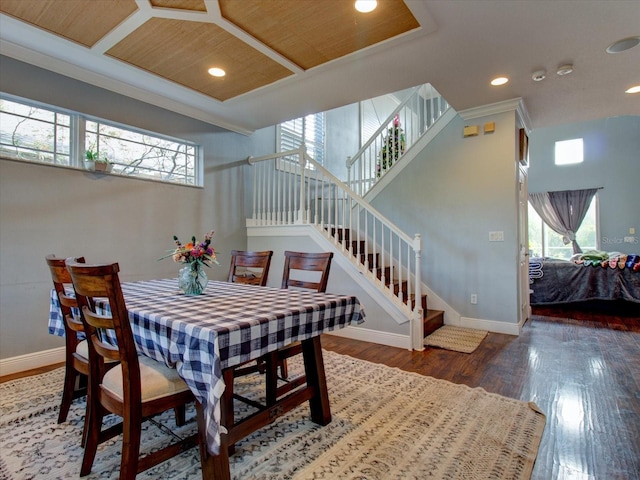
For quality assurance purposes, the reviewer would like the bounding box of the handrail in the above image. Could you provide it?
[247,145,425,349]
[347,86,421,168]
[347,83,449,197]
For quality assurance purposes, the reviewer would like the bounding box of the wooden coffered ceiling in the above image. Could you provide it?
[0,0,419,102]
[2,1,638,134]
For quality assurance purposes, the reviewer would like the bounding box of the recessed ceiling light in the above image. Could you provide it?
[208,67,226,77]
[491,77,509,86]
[606,36,640,54]
[355,0,377,13]
[556,64,573,76]
[626,85,640,94]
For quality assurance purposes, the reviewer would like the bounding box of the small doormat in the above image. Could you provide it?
[425,325,489,353]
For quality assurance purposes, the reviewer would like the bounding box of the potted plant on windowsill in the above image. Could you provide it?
[84,150,113,173]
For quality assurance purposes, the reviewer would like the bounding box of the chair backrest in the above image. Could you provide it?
[65,259,142,402]
[228,250,273,286]
[46,254,86,338]
[281,251,333,293]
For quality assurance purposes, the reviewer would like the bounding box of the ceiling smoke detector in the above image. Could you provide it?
[556,64,574,76]
[532,70,546,82]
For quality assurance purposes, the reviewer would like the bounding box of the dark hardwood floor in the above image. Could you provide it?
[322,305,640,480]
[3,304,638,478]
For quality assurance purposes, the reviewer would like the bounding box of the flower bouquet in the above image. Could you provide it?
[160,230,219,295]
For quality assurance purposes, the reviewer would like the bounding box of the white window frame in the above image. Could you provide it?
[0,93,202,186]
[277,112,325,169]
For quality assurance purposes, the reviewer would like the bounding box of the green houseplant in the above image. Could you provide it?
[84,149,112,173]
[376,114,405,177]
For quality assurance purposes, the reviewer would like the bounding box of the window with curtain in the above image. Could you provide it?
[0,93,201,186]
[528,195,598,259]
[278,113,325,166]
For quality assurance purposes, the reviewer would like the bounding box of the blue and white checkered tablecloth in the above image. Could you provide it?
[48,278,365,454]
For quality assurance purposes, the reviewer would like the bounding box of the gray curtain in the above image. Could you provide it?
[529,188,598,254]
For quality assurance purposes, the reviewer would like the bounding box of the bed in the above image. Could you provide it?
[529,253,640,306]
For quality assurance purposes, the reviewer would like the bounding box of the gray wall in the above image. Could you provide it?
[0,57,272,359]
[528,116,640,255]
[324,102,360,180]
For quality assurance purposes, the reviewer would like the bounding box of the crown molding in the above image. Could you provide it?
[459,98,531,132]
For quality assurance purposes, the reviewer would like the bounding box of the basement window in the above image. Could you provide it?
[555,138,583,165]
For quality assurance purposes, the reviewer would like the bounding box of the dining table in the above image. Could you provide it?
[48,278,365,479]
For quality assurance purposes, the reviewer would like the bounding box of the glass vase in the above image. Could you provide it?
[178,262,208,295]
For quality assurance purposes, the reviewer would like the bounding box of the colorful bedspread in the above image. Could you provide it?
[529,257,640,306]
[573,250,640,271]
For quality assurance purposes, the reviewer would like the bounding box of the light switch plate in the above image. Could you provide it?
[489,231,504,242]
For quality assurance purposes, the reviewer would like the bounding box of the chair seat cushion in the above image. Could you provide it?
[75,339,89,359]
[75,340,116,364]
[101,355,190,403]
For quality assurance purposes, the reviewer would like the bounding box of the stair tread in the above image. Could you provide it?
[424,309,444,320]
[423,309,444,336]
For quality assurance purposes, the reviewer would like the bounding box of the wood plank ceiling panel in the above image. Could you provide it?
[105,18,294,101]
[150,0,206,12]
[219,0,420,70]
[0,0,138,47]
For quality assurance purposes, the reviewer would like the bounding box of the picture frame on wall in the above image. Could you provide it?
[519,128,529,166]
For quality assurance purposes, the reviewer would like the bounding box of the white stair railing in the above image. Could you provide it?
[347,84,449,197]
[248,145,425,350]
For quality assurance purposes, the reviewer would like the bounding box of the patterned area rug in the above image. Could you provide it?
[0,350,545,479]
[425,325,490,353]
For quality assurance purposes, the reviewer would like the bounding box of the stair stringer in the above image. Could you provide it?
[246,223,412,326]
[364,107,457,202]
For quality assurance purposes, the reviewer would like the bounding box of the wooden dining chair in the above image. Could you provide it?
[227,250,273,286]
[227,250,273,380]
[265,251,334,399]
[65,259,198,480]
[280,250,333,293]
[228,251,332,393]
[46,254,90,442]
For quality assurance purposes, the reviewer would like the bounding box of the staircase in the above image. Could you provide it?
[347,84,449,198]
[245,84,452,349]
[329,227,443,337]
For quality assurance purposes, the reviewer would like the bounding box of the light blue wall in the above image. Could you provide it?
[529,116,640,255]
[371,112,521,324]
[289,99,523,325]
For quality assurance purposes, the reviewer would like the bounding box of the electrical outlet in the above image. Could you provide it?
[630,228,636,235]
[470,294,477,304]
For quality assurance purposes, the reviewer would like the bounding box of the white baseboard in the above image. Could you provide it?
[326,326,410,350]
[0,317,519,377]
[0,347,65,376]
[454,317,522,336]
